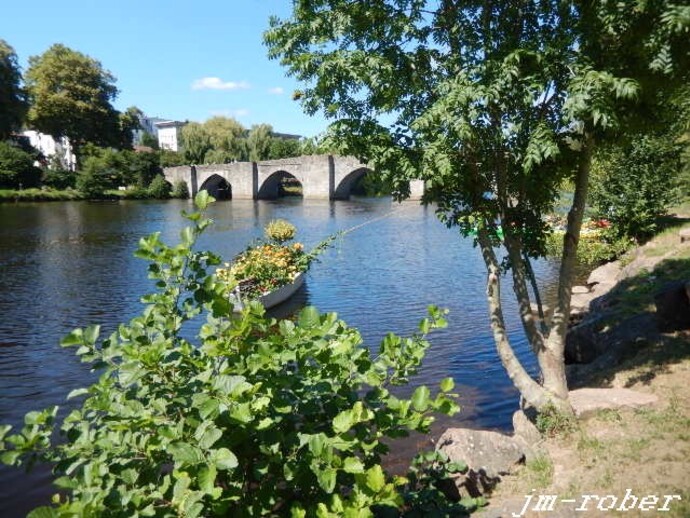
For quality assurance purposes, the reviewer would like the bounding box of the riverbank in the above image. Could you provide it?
[0,188,185,202]
[480,214,690,517]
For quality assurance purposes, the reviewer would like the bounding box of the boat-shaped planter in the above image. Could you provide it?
[231,272,305,311]
[258,272,305,309]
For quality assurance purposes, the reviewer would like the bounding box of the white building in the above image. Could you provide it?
[22,130,77,171]
[155,120,186,152]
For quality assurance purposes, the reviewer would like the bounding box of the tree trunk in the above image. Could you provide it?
[476,226,570,412]
[542,133,595,403]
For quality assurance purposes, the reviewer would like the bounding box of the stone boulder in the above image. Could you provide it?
[436,428,525,497]
[679,227,690,243]
[654,281,690,332]
[565,317,607,364]
[512,410,545,463]
[587,260,622,287]
[569,388,659,418]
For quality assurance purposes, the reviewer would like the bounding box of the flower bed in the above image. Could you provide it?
[216,219,335,303]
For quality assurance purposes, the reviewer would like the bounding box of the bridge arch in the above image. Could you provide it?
[334,167,376,199]
[257,170,303,200]
[199,174,232,200]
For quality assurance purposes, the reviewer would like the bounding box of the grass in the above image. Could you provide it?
[0,188,83,201]
[523,456,554,489]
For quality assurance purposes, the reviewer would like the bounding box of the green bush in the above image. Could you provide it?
[589,136,682,240]
[0,141,42,189]
[545,228,632,267]
[148,175,171,198]
[171,180,190,199]
[0,193,475,517]
[42,167,76,190]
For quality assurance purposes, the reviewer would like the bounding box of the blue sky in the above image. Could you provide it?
[2,1,328,137]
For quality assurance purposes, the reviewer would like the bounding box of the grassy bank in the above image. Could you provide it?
[0,188,84,202]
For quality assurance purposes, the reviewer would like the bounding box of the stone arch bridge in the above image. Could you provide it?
[163,155,424,200]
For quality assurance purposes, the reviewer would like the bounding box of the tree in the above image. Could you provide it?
[203,116,247,163]
[0,141,41,188]
[266,1,689,413]
[118,106,144,150]
[247,123,273,161]
[0,39,27,139]
[180,122,212,164]
[25,44,121,162]
[269,136,302,159]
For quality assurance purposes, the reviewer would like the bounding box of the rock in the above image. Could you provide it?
[437,428,525,497]
[565,317,607,364]
[569,388,659,418]
[572,285,590,294]
[654,280,690,332]
[570,292,593,312]
[680,227,690,243]
[512,410,544,463]
[587,260,622,287]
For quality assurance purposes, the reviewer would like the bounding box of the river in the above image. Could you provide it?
[0,197,556,516]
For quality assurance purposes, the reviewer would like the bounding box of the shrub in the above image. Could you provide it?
[0,140,42,189]
[42,166,76,190]
[0,192,473,517]
[545,226,633,267]
[589,135,682,240]
[265,218,297,244]
[171,180,190,199]
[148,175,171,198]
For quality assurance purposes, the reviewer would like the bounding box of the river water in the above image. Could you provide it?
[0,198,556,515]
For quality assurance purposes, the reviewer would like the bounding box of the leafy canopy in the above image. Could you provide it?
[25,44,121,154]
[0,39,27,139]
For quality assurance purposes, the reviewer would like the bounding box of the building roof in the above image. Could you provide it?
[155,120,187,129]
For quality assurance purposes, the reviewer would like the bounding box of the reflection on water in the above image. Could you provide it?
[0,198,556,516]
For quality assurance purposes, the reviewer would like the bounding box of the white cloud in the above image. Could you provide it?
[210,109,250,118]
[268,87,284,95]
[192,77,250,91]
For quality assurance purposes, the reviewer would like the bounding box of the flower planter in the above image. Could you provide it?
[231,272,305,311]
[258,272,305,309]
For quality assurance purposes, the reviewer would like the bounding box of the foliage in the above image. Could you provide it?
[140,131,159,150]
[181,122,212,164]
[171,180,190,199]
[148,175,172,199]
[590,135,682,240]
[25,44,122,159]
[265,0,690,413]
[0,39,27,139]
[265,219,297,244]
[42,163,76,190]
[0,188,82,202]
[118,106,144,150]
[204,116,247,163]
[268,136,302,160]
[159,149,187,167]
[0,140,42,189]
[0,193,467,516]
[247,123,273,162]
[535,405,578,438]
[545,223,633,267]
[76,152,120,197]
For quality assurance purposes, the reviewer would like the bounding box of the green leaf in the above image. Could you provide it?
[332,410,353,434]
[83,325,100,345]
[27,507,58,518]
[198,464,217,494]
[343,456,365,474]
[440,377,455,392]
[212,448,238,471]
[365,465,385,492]
[194,190,213,210]
[60,329,83,347]
[66,388,89,400]
[411,385,430,411]
[316,467,337,493]
[181,226,195,246]
[168,442,205,465]
[298,306,320,329]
